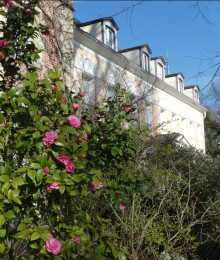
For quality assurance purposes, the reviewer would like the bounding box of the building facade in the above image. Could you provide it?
[73,17,206,151]
[35,2,206,152]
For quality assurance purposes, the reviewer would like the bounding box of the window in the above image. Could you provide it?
[105,26,115,49]
[190,122,195,146]
[142,53,149,71]
[194,89,199,102]
[146,103,153,129]
[161,110,167,134]
[82,73,96,108]
[178,78,184,93]
[157,63,163,80]
[172,114,178,133]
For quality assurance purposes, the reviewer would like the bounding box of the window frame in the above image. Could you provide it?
[142,52,150,72]
[105,26,115,49]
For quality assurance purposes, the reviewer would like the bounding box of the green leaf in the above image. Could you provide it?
[118,252,126,260]
[10,99,17,109]
[59,185,65,194]
[92,177,100,186]
[27,169,36,181]
[33,188,40,200]
[12,177,24,189]
[40,79,52,89]
[55,81,65,91]
[31,232,41,241]
[8,87,16,98]
[0,229,6,238]
[30,163,41,169]
[83,124,91,134]
[36,169,43,183]
[28,105,38,117]
[54,141,65,146]
[17,96,30,105]
[40,155,47,167]
[41,233,50,241]
[4,210,15,219]
[60,103,68,114]
[0,215,5,227]
[72,175,81,183]
[47,67,62,80]
[0,243,5,254]
[95,244,105,255]
[73,161,84,169]
[0,175,9,183]
[56,90,62,101]
[16,167,27,173]
[17,223,26,231]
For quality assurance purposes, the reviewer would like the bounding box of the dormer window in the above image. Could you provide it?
[142,53,149,71]
[157,63,163,80]
[194,88,199,102]
[178,78,184,93]
[105,26,115,49]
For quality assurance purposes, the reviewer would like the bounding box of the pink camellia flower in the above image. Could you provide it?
[43,29,51,36]
[46,235,62,255]
[3,0,13,7]
[125,106,133,112]
[68,115,81,128]
[0,123,5,127]
[119,204,126,210]
[25,8,31,13]
[46,181,61,190]
[42,131,58,147]
[0,39,9,47]
[72,103,79,110]
[57,153,70,165]
[72,237,81,244]
[88,182,103,191]
[65,161,75,173]
[79,133,87,141]
[79,93,85,97]
[44,166,49,176]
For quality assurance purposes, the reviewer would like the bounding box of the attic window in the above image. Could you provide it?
[142,53,149,71]
[157,63,163,80]
[178,78,184,93]
[194,88,199,102]
[105,26,115,49]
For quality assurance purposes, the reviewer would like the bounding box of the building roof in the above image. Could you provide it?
[165,72,185,79]
[76,17,119,31]
[155,133,190,146]
[151,56,166,65]
[119,44,152,55]
[184,84,200,90]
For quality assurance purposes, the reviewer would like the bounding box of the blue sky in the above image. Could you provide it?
[74,1,220,104]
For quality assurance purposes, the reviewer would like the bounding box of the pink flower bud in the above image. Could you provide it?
[119,204,126,210]
[25,8,31,13]
[72,103,79,110]
[80,93,85,97]
[125,106,132,112]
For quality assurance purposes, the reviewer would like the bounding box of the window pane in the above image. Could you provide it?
[82,75,95,106]
[157,63,163,80]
